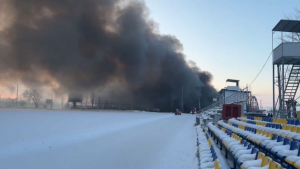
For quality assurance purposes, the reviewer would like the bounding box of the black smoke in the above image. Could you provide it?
[0,0,217,112]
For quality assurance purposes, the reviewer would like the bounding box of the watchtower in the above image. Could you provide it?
[272,20,300,118]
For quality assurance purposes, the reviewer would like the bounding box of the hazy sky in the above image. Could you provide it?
[1,0,300,108]
[144,0,300,108]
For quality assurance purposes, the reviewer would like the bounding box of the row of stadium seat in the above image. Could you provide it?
[230,118,300,141]
[240,116,300,125]
[218,119,300,169]
[207,122,282,169]
[198,126,221,169]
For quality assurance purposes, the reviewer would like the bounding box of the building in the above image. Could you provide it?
[218,79,251,113]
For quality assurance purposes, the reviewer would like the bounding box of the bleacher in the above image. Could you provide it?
[198,125,221,169]
[207,116,300,169]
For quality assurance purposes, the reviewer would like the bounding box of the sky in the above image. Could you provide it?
[0,0,299,108]
[144,0,300,108]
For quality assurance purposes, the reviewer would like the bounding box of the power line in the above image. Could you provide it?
[256,91,272,96]
[252,89,272,94]
[249,51,273,87]
[294,95,300,101]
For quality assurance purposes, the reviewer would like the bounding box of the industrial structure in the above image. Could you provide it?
[68,93,83,108]
[201,79,259,114]
[272,20,300,118]
[218,79,250,113]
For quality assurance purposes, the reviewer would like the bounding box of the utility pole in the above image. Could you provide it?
[16,83,19,107]
[61,95,63,109]
[97,97,99,111]
[181,86,184,112]
[260,99,262,110]
[195,86,201,111]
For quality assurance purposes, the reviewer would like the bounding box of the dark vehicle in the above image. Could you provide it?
[175,109,181,115]
[190,107,196,114]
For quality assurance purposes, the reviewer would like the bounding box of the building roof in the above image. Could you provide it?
[218,88,250,94]
[226,79,239,83]
[272,20,300,33]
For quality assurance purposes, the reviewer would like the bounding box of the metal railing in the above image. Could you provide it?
[200,88,249,113]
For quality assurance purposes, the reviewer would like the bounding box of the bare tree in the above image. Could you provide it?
[23,89,41,108]
[283,8,300,42]
[81,93,89,109]
[90,92,95,109]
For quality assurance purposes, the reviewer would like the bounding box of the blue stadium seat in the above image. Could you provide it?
[231,141,249,156]
[234,144,254,160]
[295,119,300,126]
[284,143,300,168]
[277,141,300,162]
[264,135,284,151]
[237,148,259,166]
[260,134,279,149]
[290,119,295,125]
[276,124,282,129]
[270,138,292,157]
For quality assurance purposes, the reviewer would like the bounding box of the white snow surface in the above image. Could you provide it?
[0,109,198,169]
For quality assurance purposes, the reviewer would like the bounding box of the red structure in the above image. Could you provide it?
[222,104,241,120]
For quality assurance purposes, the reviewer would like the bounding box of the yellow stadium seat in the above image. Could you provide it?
[270,161,281,169]
[282,125,287,130]
[241,152,265,169]
[282,119,287,124]
[291,126,297,133]
[257,130,262,135]
[294,160,300,169]
[258,152,265,160]
[266,132,272,138]
[262,131,267,136]
[214,160,220,169]
[261,156,272,167]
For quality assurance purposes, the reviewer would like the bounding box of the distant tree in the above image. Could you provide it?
[23,89,41,108]
[283,8,300,42]
[90,93,95,109]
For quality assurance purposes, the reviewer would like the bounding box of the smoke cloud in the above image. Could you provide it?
[0,0,217,111]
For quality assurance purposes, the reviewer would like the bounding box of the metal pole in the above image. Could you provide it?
[272,31,276,115]
[182,86,183,112]
[273,64,275,113]
[282,57,285,117]
[195,86,201,111]
[277,65,282,111]
[97,98,99,111]
[198,89,200,111]
[16,83,18,107]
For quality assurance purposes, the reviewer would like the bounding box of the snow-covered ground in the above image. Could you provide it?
[0,109,198,169]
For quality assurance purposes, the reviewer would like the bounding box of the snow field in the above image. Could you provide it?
[0,109,198,169]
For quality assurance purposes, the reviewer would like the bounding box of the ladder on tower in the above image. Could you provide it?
[284,65,300,104]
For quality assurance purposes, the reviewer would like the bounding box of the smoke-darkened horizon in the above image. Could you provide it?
[0,0,217,111]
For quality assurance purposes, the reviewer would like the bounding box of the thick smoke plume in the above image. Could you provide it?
[0,0,217,111]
